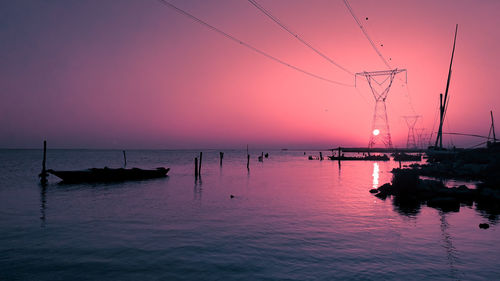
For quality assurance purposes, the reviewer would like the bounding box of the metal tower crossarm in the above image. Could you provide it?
[355,69,407,87]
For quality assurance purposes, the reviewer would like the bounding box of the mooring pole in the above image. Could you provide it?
[220,152,224,166]
[436,93,444,149]
[42,140,47,173]
[40,140,47,185]
[195,157,199,179]
[123,150,127,168]
[491,110,497,142]
[246,144,250,170]
[435,24,458,149]
[320,152,323,161]
[199,152,203,176]
[247,154,250,170]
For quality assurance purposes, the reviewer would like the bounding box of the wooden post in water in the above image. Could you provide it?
[199,152,203,176]
[40,140,48,185]
[319,152,323,161]
[219,152,224,166]
[338,147,342,163]
[246,144,250,170]
[247,154,250,170]
[195,157,199,179]
[122,150,127,168]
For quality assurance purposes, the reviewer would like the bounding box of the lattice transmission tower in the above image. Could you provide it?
[356,69,407,149]
[402,115,421,149]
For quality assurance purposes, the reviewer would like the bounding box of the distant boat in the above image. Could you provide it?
[392,153,422,161]
[47,167,170,183]
[328,155,389,161]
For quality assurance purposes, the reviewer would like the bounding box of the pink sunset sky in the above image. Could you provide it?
[1,0,499,149]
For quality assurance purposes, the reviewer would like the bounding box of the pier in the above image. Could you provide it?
[333,147,425,153]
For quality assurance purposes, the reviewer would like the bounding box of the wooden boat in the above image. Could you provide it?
[392,153,422,161]
[328,155,389,161]
[47,167,170,183]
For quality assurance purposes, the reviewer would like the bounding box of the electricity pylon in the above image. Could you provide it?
[415,128,428,149]
[402,115,421,149]
[356,69,407,149]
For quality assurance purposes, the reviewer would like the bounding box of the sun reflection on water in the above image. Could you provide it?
[372,162,379,189]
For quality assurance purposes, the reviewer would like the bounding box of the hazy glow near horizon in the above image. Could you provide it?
[1,0,499,149]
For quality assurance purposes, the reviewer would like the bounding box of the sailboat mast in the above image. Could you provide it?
[491,110,497,142]
[435,24,458,149]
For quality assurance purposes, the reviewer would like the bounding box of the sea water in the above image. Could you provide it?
[0,149,498,280]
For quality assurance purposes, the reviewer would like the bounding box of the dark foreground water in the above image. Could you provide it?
[0,149,498,280]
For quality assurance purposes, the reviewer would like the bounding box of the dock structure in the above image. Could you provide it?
[332,147,425,154]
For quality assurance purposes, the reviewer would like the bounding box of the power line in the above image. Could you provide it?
[247,0,354,76]
[343,0,419,127]
[429,99,440,144]
[342,0,391,69]
[402,81,416,114]
[156,0,354,87]
[443,132,489,139]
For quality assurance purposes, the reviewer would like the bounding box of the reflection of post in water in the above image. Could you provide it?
[372,163,379,189]
[193,175,202,200]
[40,185,47,227]
[337,159,342,174]
[439,212,460,279]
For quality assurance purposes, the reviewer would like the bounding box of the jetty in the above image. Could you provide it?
[332,147,424,153]
[328,154,389,161]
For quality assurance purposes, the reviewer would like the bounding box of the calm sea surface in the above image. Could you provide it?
[0,149,498,280]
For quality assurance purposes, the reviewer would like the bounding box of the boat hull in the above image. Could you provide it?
[392,153,422,161]
[328,155,389,161]
[47,167,170,183]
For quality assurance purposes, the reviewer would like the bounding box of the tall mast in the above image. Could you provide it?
[491,110,497,142]
[435,24,458,149]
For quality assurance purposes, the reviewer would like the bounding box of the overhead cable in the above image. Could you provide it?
[157,0,354,87]
[342,0,391,69]
[248,0,354,76]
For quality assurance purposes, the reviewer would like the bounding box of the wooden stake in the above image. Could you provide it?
[40,140,47,185]
[199,152,203,175]
[320,152,323,161]
[195,157,199,178]
[220,152,224,166]
[247,154,250,170]
[123,150,127,168]
[42,140,47,173]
